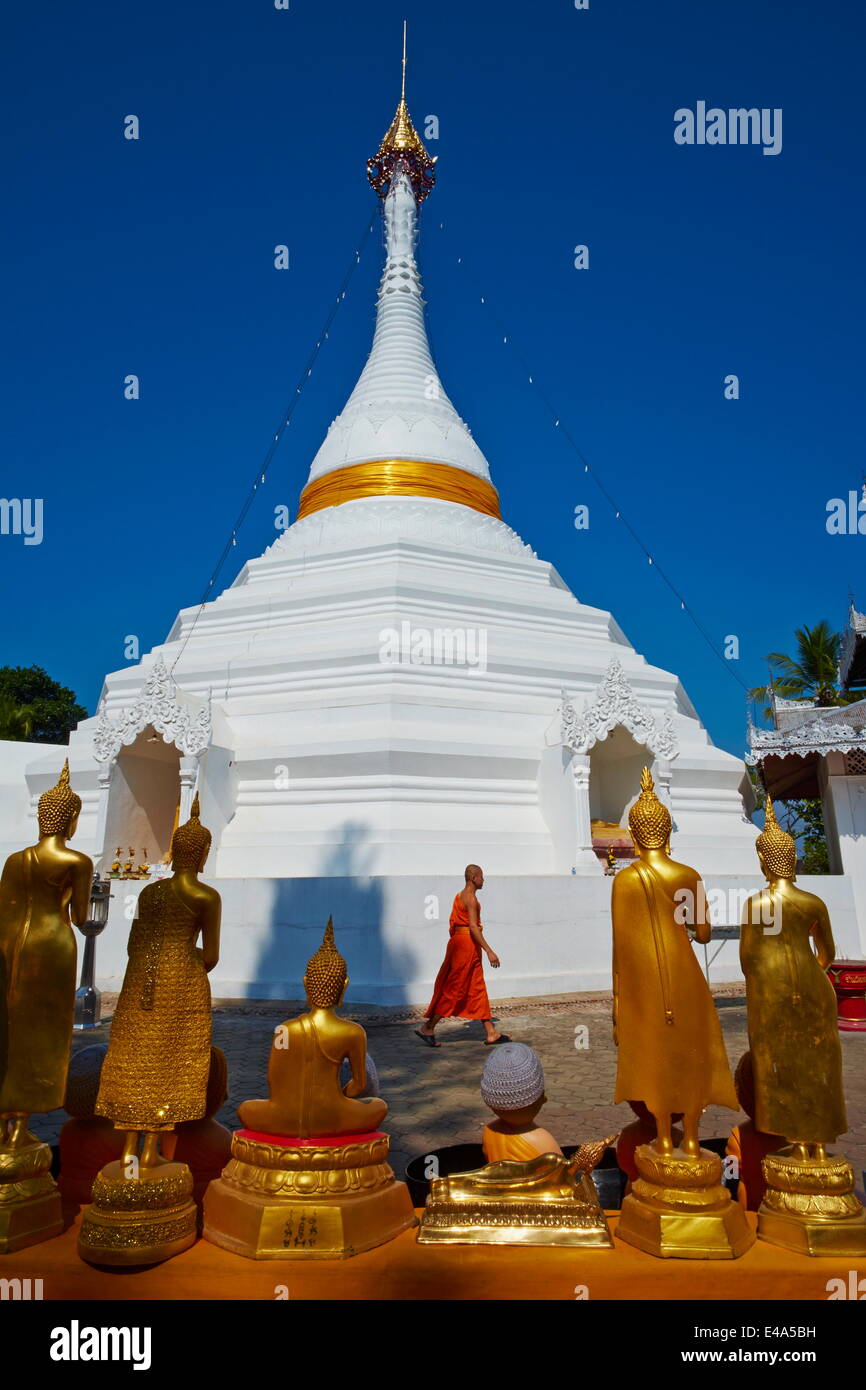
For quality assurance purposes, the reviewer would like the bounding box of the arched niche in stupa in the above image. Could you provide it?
[588,725,654,840]
[101,726,181,869]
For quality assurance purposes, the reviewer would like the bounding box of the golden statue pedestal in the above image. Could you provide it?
[418,1152,614,1248]
[758,1147,866,1256]
[0,1138,63,1254]
[617,1144,754,1259]
[77,1160,197,1266]
[203,1129,416,1259]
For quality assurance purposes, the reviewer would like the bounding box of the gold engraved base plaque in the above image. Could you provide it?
[758,1147,866,1257]
[0,1138,63,1254]
[202,1131,416,1260]
[417,1152,614,1248]
[616,1144,754,1260]
[78,1160,197,1266]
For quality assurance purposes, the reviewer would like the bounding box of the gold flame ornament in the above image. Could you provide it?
[367,24,436,203]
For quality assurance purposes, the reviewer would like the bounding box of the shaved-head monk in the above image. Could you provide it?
[416,865,509,1048]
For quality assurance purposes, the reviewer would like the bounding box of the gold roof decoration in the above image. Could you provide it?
[367,23,437,203]
[37,758,82,836]
[756,794,797,879]
[628,766,673,850]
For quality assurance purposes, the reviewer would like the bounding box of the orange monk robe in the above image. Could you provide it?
[425,895,491,1021]
[482,1126,548,1163]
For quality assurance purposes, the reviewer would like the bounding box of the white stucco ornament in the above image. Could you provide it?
[270,495,534,560]
[560,659,679,760]
[747,699,866,764]
[93,659,212,763]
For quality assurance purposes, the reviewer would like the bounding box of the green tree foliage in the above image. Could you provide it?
[778,798,830,875]
[0,667,87,744]
[750,620,857,721]
[0,695,36,740]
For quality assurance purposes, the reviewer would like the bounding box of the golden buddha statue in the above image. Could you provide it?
[740,798,866,1255]
[79,794,220,1266]
[204,918,414,1259]
[612,768,753,1258]
[238,917,387,1137]
[0,761,93,1250]
[419,1136,616,1248]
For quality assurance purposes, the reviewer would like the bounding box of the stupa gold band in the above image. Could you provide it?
[296,460,501,521]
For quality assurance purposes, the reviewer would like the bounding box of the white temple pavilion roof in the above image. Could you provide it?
[747,697,866,763]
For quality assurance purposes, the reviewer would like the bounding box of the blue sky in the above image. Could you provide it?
[3,0,864,756]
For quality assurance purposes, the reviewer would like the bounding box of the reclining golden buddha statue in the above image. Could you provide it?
[419,1042,615,1246]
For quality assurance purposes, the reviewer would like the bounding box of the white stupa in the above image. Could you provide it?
[8,79,860,1000]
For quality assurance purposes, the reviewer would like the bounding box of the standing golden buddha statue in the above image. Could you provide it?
[78,793,221,1266]
[740,798,866,1255]
[612,768,753,1258]
[0,760,92,1251]
[204,917,415,1259]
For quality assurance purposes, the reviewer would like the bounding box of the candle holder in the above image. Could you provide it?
[73,873,112,1030]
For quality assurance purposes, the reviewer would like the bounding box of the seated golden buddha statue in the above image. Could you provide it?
[239,918,387,1137]
[739,798,866,1255]
[204,918,413,1259]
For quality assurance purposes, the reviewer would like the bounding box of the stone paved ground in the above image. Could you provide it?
[31,989,866,1191]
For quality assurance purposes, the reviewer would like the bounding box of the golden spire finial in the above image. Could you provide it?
[190,791,201,819]
[367,23,436,204]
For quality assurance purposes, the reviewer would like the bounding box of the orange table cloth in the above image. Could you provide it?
[4,1210,864,1300]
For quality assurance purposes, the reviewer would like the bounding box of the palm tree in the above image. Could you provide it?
[0,694,36,741]
[750,621,848,721]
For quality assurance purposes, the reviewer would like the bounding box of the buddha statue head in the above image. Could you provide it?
[304,917,348,1009]
[628,767,672,851]
[756,795,796,882]
[481,1042,547,1128]
[38,759,82,838]
[170,794,212,872]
